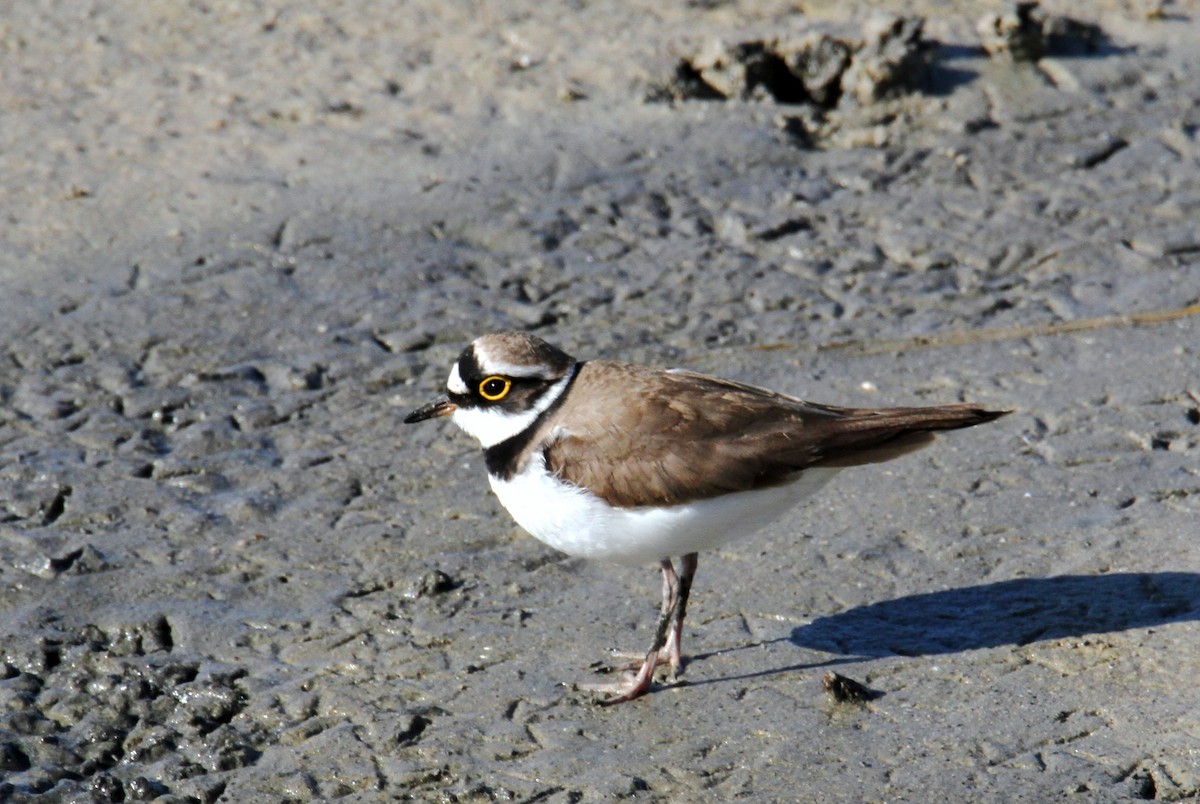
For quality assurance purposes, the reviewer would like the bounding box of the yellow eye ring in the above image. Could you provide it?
[478,376,512,401]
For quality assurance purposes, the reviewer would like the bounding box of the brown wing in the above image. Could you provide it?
[541,362,1007,508]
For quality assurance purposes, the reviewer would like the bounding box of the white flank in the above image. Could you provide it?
[489,457,842,566]
[450,372,572,449]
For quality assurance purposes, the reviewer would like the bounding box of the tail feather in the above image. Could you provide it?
[811,404,1009,469]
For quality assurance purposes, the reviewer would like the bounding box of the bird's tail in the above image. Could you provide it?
[811,404,1010,468]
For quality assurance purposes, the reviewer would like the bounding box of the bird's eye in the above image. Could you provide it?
[479,376,511,401]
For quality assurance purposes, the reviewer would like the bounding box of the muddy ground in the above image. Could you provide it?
[2,0,1198,800]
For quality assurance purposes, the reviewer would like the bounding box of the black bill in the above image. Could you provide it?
[403,397,458,424]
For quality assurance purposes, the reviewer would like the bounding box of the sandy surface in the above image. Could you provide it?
[2,0,1199,800]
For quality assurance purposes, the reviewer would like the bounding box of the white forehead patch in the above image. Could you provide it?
[447,362,468,395]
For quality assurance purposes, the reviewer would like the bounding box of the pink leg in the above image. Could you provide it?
[661,553,698,676]
[583,555,699,705]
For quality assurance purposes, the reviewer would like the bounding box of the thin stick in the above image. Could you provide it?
[747,301,1200,357]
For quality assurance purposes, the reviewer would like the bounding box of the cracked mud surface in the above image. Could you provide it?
[2,0,1199,800]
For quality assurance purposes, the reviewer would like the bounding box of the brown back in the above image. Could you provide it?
[538,362,1006,508]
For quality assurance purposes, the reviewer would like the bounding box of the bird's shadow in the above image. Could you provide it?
[790,572,1200,658]
[674,573,1198,695]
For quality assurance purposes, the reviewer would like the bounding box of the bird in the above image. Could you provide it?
[404,332,1008,704]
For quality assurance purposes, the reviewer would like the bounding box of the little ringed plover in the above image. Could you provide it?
[405,332,1008,704]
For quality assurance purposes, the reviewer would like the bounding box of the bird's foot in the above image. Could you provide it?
[577,650,679,705]
[604,620,684,676]
[605,647,683,678]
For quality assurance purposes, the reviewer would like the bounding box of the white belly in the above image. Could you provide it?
[488,456,840,566]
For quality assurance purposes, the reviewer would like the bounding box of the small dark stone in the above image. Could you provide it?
[408,569,455,598]
[87,773,125,802]
[823,671,882,703]
[127,776,170,800]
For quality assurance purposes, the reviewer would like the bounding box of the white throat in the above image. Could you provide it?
[451,371,573,449]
